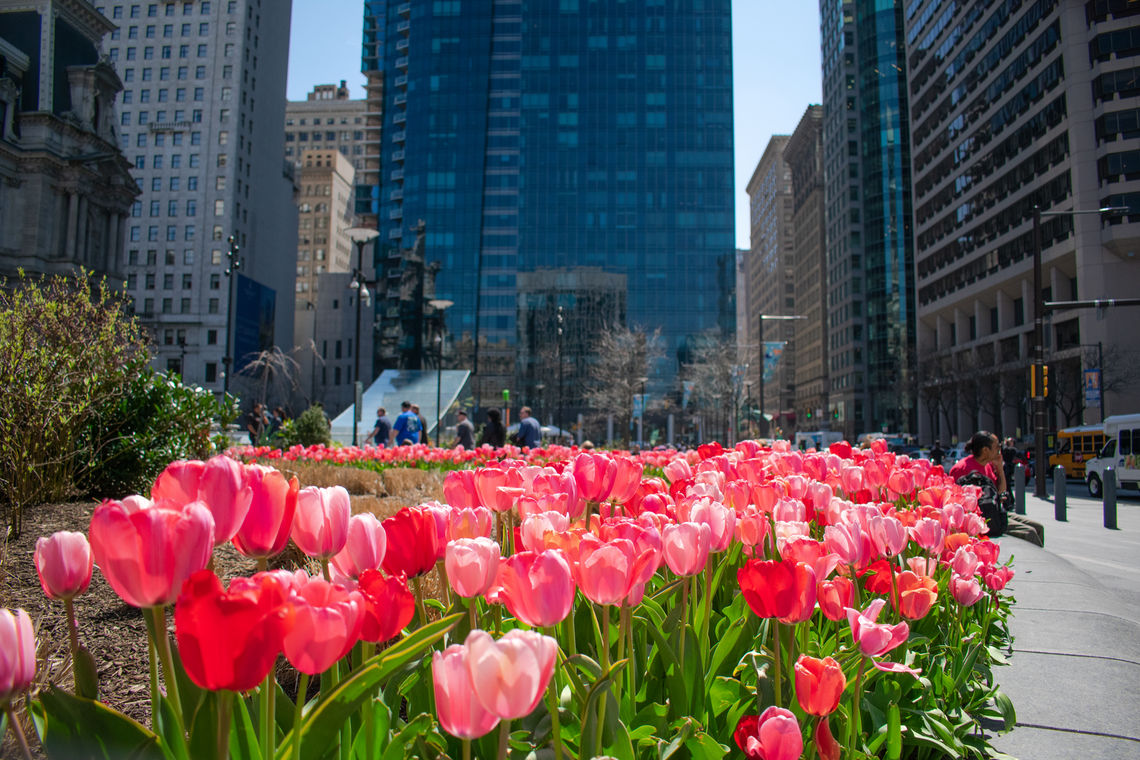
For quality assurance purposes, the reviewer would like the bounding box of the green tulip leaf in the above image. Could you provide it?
[229,695,263,760]
[187,690,220,760]
[684,730,728,760]
[74,644,100,701]
[34,686,170,760]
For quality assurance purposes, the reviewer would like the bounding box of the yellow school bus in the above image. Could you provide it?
[1049,425,1106,479]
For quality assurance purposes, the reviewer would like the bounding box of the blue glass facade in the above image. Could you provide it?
[362,0,734,398]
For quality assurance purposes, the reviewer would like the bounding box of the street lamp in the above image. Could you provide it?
[556,305,564,437]
[222,234,242,397]
[1031,205,1127,496]
[429,298,454,447]
[346,226,380,446]
[744,381,754,439]
[757,314,805,437]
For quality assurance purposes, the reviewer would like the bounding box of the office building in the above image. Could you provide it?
[362,0,735,405]
[99,0,296,392]
[284,81,368,173]
[906,0,1140,440]
[0,0,138,281]
[785,105,829,430]
[747,136,797,436]
[820,0,917,439]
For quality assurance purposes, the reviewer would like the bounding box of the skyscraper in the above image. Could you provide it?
[99,0,296,394]
[362,0,734,405]
[820,0,916,439]
[906,1,1140,440]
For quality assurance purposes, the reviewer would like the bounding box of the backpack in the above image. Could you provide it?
[956,471,1008,538]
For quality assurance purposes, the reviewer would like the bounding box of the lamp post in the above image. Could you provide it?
[304,300,317,404]
[744,381,754,439]
[1031,205,1127,496]
[429,298,454,447]
[222,234,242,397]
[556,305,564,437]
[346,226,380,446]
[757,314,805,437]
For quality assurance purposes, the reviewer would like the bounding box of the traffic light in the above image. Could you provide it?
[1043,365,1049,396]
[1029,365,1050,397]
[806,408,813,420]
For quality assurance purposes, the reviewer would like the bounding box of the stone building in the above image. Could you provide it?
[0,0,138,282]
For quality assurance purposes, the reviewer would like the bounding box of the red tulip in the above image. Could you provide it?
[816,576,854,621]
[432,644,500,739]
[492,550,575,627]
[174,570,291,691]
[233,464,299,560]
[815,715,841,760]
[737,558,817,623]
[0,608,36,704]
[794,654,846,716]
[446,537,501,598]
[34,531,93,601]
[892,571,938,620]
[282,574,363,675]
[90,497,214,608]
[381,506,441,578]
[984,565,1014,591]
[292,485,350,560]
[661,522,711,577]
[733,707,803,760]
[466,629,556,719]
[330,512,387,581]
[357,569,415,643]
[151,458,205,504]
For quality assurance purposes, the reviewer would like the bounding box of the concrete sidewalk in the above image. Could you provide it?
[989,482,1140,759]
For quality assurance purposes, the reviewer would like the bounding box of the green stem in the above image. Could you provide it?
[702,561,714,659]
[496,718,512,760]
[598,604,611,760]
[149,606,186,740]
[889,562,899,620]
[437,560,452,608]
[463,738,471,760]
[544,680,566,760]
[4,703,34,760]
[413,575,427,629]
[321,557,331,583]
[147,626,160,730]
[217,690,234,760]
[627,605,637,708]
[291,672,310,760]
[679,577,689,670]
[468,596,478,631]
[261,669,276,760]
[257,557,268,573]
[64,597,80,661]
[773,619,783,707]
[847,658,867,757]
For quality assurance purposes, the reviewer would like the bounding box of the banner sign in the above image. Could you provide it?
[762,341,785,382]
[1084,369,1101,405]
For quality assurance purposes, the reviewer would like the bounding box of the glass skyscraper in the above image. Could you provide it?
[820,0,916,438]
[362,0,734,405]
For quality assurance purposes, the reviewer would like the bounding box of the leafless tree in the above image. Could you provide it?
[682,331,740,443]
[582,325,662,445]
[237,346,301,411]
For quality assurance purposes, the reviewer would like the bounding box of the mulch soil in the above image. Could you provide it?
[0,463,446,759]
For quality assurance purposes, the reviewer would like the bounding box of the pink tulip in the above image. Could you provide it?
[0,608,36,704]
[973,540,1000,565]
[949,574,985,606]
[909,517,945,554]
[950,547,980,578]
[233,464,299,560]
[492,550,575,627]
[683,497,735,552]
[282,574,363,675]
[446,538,501,598]
[734,707,803,760]
[869,515,907,558]
[607,457,644,503]
[576,535,656,607]
[465,629,557,719]
[887,468,915,497]
[662,522,711,577]
[824,520,873,568]
[846,599,912,666]
[448,505,493,540]
[734,508,769,553]
[663,457,692,484]
[906,557,939,576]
[291,485,351,560]
[442,470,479,509]
[519,511,571,553]
[984,565,1014,591]
[572,452,617,502]
[330,512,387,580]
[839,465,865,495]
[153,456,253,545]
[432,644,500,739]
[34,531,93,601]
[90,497,214,608]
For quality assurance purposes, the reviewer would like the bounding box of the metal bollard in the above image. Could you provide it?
[1053,465,1067,521]
[1104,466,1118,530]
[1014,464,1026,514]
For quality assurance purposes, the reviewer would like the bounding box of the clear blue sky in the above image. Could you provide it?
[286,1,822,251]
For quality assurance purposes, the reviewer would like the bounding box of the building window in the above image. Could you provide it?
[214,200,225,216]
[205,362,217,382]
[208,298,219,314]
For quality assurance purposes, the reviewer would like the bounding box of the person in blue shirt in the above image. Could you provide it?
[392,401,421,445]
[516,406,542,448]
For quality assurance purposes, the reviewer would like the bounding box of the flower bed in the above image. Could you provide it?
[2,439,1015,760]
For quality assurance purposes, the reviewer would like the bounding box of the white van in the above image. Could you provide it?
[1083,413,1140,496]
[795,430,844,451]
